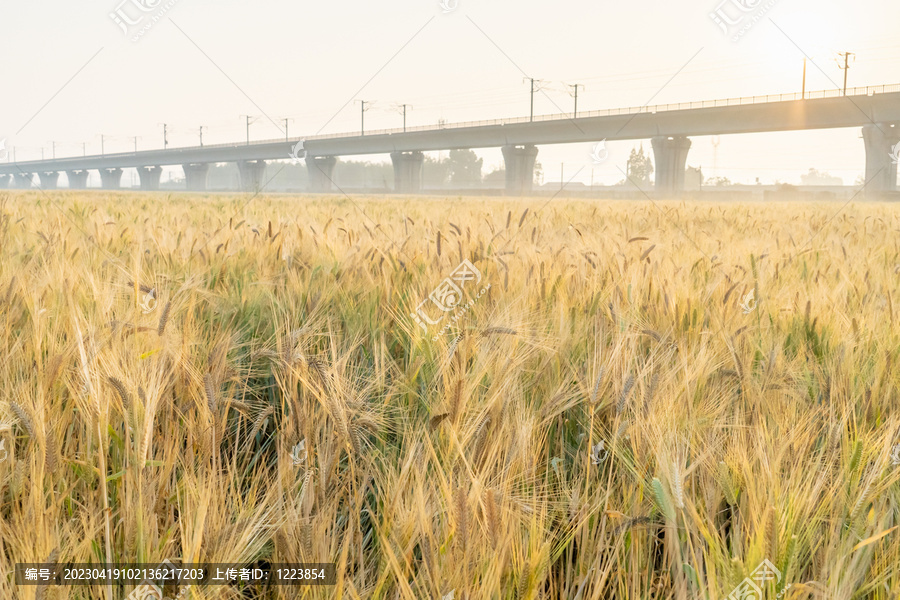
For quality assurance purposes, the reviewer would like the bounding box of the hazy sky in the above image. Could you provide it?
[1,0,898,186]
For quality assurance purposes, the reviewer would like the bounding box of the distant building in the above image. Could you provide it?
[685,166,703,191]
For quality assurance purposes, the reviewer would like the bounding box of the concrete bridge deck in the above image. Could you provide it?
[2,83,898,195]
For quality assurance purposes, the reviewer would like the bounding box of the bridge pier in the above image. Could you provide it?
[306,156,336,193]
[651,135,692,195]
[237,160,267,192]
[38,172,60,189]
[66,170,89,189]
[391,151,424,193]
[14,173,33,189]
[182,163,209,191]
[137,166,162,191]
[99,168,123,190]
[862,123,900,195]
[501,144,538,195]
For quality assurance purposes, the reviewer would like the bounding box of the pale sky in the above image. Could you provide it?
[1,0,898,186]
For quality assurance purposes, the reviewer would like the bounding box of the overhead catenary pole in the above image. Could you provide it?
[283,118,291,141]
[101,135,105,156]
[837,51,855,95]
[801,58,807,99]
[161,124,168,149]
[400,104,412,132]
[356,100,371,136]
[240,115,253,145]
[528,79,535,122]
[361,101,368,136]
[133,136,139,152]
[199,126,205,147]
[569,83,584,118]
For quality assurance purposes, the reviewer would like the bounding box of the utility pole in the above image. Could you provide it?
[240,115,253,145]
[801,58,807,99]
[400,104,412,132]
[568,83,584,118]
[101,135,105,156]
[356,100,371,136]
[199,126,206,147]
[82,143,86,156]
[283,118,291,141]
[837,52,855,95]
[41,148,45,160]
[523,78,543,122]
[52,141,56,159]
[133,136,139,152]
[160,124,168,149]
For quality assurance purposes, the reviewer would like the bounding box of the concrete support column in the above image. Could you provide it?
[38,172,60,189]
[66,170,89,189]
[182,163,209,192]
[14,173,33,189]
[99,168,123,190]
[237,160,267,192]
[390,151,425,193]
[862,123,900,196]
[0,175,10,189]
[501,144,538,195]
[137,166,162,191]
[651,135,692,195]
[306,156,336,193]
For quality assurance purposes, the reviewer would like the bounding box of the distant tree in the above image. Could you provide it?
[705,176,733,187]
[447,149,483,187]
[335,159,393,189]
[626,145,653,186]
[423,155,451,188]
[800,168,842,186]
[484,168,506,188]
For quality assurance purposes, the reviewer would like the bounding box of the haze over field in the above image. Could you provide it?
[2,0,900,186]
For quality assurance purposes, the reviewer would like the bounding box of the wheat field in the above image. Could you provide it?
[1,191,899,599]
